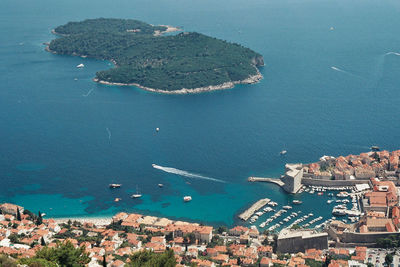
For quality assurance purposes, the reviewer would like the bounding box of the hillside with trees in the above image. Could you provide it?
[48,18,264,92]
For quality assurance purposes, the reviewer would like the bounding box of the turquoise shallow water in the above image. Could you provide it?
[0,0,400,227]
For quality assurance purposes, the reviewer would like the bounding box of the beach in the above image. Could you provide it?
[52,217,112,226]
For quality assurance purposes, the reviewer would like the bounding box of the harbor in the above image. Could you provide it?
[241,184,366,233]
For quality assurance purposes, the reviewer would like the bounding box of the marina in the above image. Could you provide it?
[238,198,270,221]
[242,185,364,233]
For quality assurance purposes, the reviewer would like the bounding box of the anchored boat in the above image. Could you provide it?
[131,185,142,198]
[109,184,121,189]
[183,196,192,202]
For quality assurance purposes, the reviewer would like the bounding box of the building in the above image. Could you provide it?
[281,164,303,194]
[277,229,328,253]
[0,203,24,215]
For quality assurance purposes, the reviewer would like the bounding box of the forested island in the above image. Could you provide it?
[47,18,264,93]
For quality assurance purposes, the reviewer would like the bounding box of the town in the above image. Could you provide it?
[1,150,400,266]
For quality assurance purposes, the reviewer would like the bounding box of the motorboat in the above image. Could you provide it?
[76,63,84,68]
[109,184,122,189]
[131,185,142,198]
[183,196,192,202]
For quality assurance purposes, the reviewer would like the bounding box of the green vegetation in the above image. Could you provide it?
[29,241,90,267]
[49,18,263,92]
[385,253,393,265]
[376,235,400,248]
[305,259,324,267]
[128,249,176,267]
[0,254,17,267]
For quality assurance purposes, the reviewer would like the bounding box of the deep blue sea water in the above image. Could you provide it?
[1,0,400,228]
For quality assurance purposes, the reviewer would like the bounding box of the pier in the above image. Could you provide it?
[248,177,285,187]
[239,198,270,221]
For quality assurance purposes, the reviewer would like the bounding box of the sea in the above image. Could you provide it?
[1,0,400,229]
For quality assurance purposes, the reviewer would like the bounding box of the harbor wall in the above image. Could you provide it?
[277,234,328,253]
[301,178,369,187]
[340,232,400,244]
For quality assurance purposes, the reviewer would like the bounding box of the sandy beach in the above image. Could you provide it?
[52,217,112,226]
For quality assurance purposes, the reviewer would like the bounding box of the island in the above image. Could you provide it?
[46,18,264,94]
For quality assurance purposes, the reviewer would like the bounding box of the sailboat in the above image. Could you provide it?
[131,185,142,198]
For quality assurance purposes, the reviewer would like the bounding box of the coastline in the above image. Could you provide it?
[47,26,264,94]
[46,43,263,93]
[153,25,182,36]
[94,68,263,94]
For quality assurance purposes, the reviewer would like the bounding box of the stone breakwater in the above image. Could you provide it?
[94,68,263,94]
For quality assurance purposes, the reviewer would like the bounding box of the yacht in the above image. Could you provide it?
[131,186,142,198]
[337,192,348,198]
[292,200,302,205]
[76,63,84,68]
[283,205,292,210]
[280,150,287,155]
[327,200,333,204]
[109,184,122,189]
[158,184,164,187]
[332,208,347,216]
[183,196,192,202]
[114,198,121,202]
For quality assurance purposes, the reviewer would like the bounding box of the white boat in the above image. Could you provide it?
[131,185,142,198]
[158,184,164,187]
[292,200,302,205]
[156,127,160,132]
[109,184,122,188]
[76,63,84,68]
[280,150,287,155]
[283,205,292,210]
[327,200,333,204]
[183,196,192,202]
[332,208,347,216]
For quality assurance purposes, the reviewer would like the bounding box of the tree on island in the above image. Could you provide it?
[36,211,43,226]
[16,208,21,221]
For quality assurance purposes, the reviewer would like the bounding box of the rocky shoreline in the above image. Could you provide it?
[47,27,263,94]
[94,68,263,94]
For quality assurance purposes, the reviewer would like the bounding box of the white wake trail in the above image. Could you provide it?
[82,89,94,97]
[331,66,363,78]
[152,164,226,183]
[385,52,400,56]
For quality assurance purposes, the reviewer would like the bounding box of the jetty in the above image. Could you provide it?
[239,198,270,221]
[248,177,285,187]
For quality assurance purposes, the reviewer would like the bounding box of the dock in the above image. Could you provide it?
[248,177,285,187]
[239,198,270,221]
